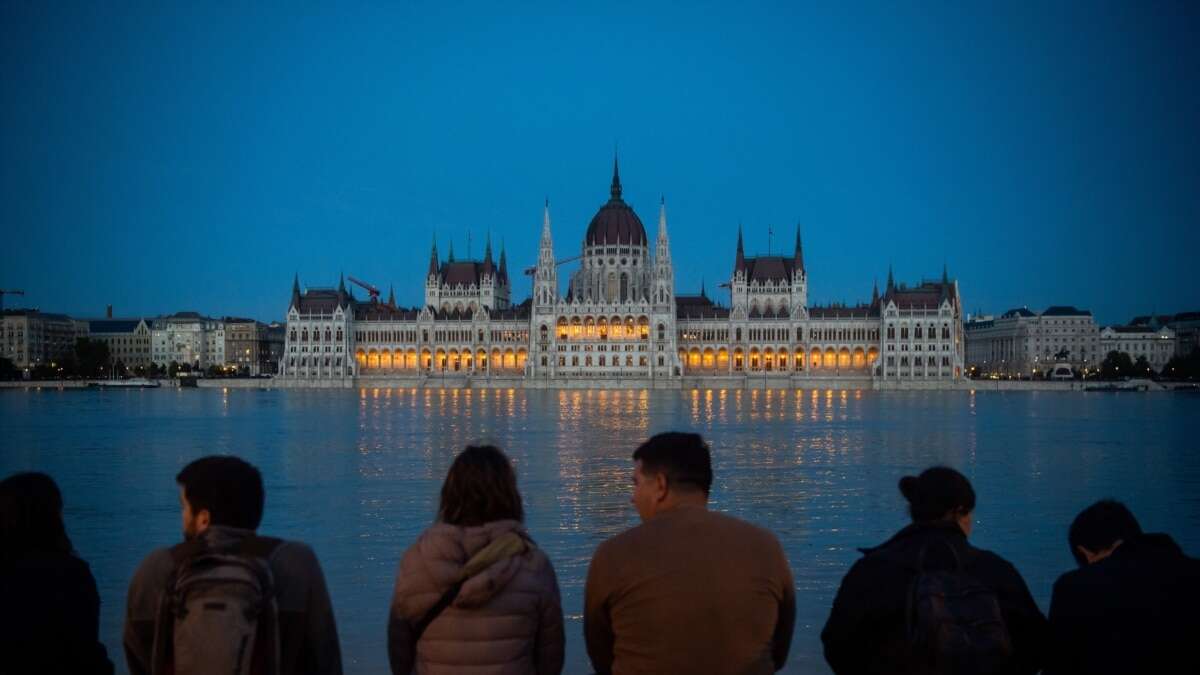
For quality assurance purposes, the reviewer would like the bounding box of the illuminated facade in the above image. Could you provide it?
[278,161,964,384]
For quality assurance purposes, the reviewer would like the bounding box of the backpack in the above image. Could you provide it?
[151,535,284,675]
[905,540,1013,675]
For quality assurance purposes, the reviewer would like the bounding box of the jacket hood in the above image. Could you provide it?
[417,520,532,608]
[197,525,256,550]
[861,520,974,571]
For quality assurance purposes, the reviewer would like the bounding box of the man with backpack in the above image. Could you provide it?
[123,456,342,675]
[821,467,1047,675]
[1045,499,1200,675]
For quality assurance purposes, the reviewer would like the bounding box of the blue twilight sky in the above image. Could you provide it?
[1,1,1197,326]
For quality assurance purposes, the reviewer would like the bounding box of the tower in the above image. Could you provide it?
[653,196,674,307]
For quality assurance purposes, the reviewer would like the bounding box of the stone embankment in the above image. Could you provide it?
[4,377,1189,392]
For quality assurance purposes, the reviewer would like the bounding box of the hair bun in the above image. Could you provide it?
[898,475,921,503]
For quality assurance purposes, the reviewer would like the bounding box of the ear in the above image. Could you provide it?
[195,508,212,534]
[654,472,670,502]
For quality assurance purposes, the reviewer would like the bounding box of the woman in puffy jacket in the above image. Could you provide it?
[387,445,564,675]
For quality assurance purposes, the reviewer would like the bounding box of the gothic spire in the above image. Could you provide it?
[541,199,553,243]
[872,278,880,306]
[448,239,455,262]
[657,195,669,241]
[427,235,439,278]
[483,231,494,275]
[886,265,895,293]
[498,241,508,282]
[735,224,746,273]
[387,284,396,308]
[793,222,805,271]
[610,153,622,201]
[337,272,348,308]
[290,273,301,309]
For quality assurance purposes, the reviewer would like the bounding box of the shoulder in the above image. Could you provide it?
[267,538,326,581]
[966,546,1033,591]
[131,547,175,585]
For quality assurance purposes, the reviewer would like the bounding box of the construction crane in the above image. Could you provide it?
[0,289,24,311]
[522,255,583,276]
[347,276,381,302]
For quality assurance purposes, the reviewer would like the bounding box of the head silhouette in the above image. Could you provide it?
[1068,499,1141,567]
[899,466,976,535]
[175,456,265,539]
[439,445,524,527]
[0,472,73,564]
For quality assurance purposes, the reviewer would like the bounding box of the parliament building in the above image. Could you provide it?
[278,161,964,385]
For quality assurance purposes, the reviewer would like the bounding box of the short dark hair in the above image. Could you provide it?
[899,466,976,522]
[176,456,265,530]
[632,432,713,495]
[0,472,73,564]
[1068,499,1141,567]
[439,445,524,527]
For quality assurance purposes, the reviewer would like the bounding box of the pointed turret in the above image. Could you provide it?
[498,242,508,283]
[448,239,455,262]
[793,223,805,271]
[337,273,348,308]
[886,265,895,294]
[541,198,553,242]
[482,232,495,276]
[427,236,439,278]
[700,277,707,299]
[657,196,669,239]
[735,224,746,273]
[290,273,301,310]
[387,284,396,308]
[941,263,950,303]
[610,153,622,201]
[871,278,880,306]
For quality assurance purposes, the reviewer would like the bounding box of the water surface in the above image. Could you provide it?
[2,388,1197,673]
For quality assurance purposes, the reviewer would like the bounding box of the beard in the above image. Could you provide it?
[182,517,199,541]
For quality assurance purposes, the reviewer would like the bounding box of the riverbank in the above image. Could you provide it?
[4,376,1191,392]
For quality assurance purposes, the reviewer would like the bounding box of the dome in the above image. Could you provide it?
[584,159,647,247]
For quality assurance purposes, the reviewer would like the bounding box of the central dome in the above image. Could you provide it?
[584,159,647,247]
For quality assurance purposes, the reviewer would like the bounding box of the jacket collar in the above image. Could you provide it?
[860,519,967,556]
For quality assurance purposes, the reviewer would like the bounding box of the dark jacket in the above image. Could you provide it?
[387,520,564,675]
[123,525,342,675]
[0,550,114,675]
[1045,532,1200,675]
[821,521,1048,675]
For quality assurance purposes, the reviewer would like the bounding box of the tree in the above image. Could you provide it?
[168,361,179,378]
[1133,355,1154,379]
[74,338,111,377]
[1162,352,1200,381]
[0,356,17,380]
[1100,350,1134,380]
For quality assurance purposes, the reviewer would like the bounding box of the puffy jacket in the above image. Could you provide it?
[387,520,564,675]
[821,520,1048,675]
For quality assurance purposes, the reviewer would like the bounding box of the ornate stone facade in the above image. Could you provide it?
[278,161,965,384]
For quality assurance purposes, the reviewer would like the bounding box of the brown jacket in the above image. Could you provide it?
[584,505,796,675]
[387,520,564,675]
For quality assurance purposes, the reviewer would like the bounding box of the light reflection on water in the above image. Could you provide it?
[1,389,1198,674]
